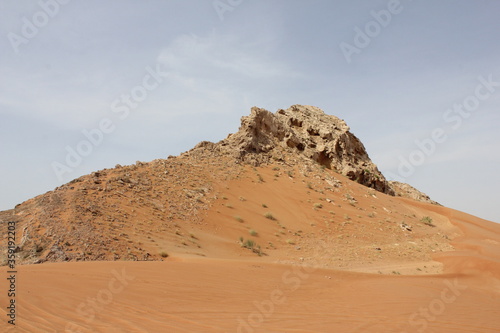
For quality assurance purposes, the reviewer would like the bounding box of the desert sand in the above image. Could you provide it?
[2,165,500,332]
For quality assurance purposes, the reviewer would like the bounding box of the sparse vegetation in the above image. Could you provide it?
[264,212,276,220]
[249,229,258,236]
[239,238,263,256]
[313,203,323,209]
[286,239,295,245]
[234,216,244,223]
[243,239,255,249]
[239,196,246,201]
[160,251,169,258]
[421,216,434,227]
[262,203,268,208]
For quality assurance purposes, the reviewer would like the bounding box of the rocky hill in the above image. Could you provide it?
[0,105,441,267]
[211,105,394,194]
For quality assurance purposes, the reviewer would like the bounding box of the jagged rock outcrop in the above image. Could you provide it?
[213,105,394,195]
[389,181,441,205]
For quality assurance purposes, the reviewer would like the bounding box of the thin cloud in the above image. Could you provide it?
[157,32,299,83]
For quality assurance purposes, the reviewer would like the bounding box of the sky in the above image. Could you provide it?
[0,0,499,223]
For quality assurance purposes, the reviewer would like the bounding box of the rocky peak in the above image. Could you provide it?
[215,105,394,195]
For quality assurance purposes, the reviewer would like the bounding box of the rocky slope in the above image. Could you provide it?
[389,181,441,205]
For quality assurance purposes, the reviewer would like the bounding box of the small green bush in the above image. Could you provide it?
[421,216,434,226]
[243,239,255,249]
[264,212,276,220]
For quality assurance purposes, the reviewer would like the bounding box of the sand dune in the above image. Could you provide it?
[2,182,500,332]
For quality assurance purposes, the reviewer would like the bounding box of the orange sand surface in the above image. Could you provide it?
[2,211,500,332]
[2,165,500,332]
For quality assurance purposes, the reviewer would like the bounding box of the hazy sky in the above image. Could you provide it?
[1,0,499,222]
